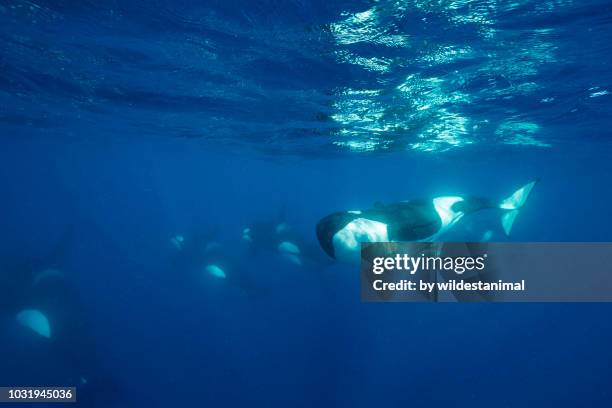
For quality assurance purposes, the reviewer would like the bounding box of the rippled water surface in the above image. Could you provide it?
[2,0,611,154]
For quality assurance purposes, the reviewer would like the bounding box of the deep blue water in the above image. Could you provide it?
[1,1,612,407]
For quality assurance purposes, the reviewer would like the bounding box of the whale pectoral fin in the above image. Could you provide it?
[501,210,519,236]
[499,179,539,236]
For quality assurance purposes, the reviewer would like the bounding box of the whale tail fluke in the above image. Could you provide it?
[499,179,539,236]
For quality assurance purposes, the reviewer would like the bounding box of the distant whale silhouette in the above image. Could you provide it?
[242,210,332,268]
[316,180,538,262]
[0,227,123,404]
[170,228,269,296]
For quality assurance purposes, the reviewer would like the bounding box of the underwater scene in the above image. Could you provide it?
[1,0,612,406]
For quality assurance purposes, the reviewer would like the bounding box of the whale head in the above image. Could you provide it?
[317,212,388,263]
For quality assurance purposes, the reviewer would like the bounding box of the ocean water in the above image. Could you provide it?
[1,0,612,407]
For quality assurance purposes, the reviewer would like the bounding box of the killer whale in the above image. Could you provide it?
[0,227,123,405]
[242,208,332,268]
[0,226,74,318]
[241,206,294,255]
[171,228,269,296]
[243,220,308,266]
[316,180,538,262]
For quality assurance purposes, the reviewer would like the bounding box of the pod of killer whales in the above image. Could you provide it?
[1,180,537,404]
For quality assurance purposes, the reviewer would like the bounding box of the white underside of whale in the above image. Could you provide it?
[206,264,226,279]
[332,218,389,263]
[16,309,51,339]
